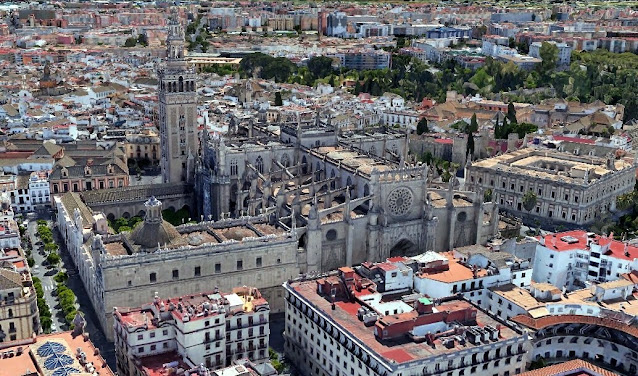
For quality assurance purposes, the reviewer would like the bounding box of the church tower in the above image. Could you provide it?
[158,16,198,183]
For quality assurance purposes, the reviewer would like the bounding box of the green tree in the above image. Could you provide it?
[353,80,362,95]
[522,190,538,212]
[416,118,428,135]
[466,133,475,157]
[307,56,334,79]
[118,226,132,233]
[507,102,517,124]
[617,191,637,211]
[469,68,493,89]
[274,92,283,106]
[538,42,559,75]
[484,188,493,202]
[40,316,53,332]
[124,37,137,47]
[44,242,58,253]
[137,33,147,47]
[469,113,479,133]
[46,252,61,267]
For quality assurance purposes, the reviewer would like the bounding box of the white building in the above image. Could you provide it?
[411,246,533,301]
[284,266,530,376]
[529,41,572,66]
[27,170,51,212]
[532,230,638,291]
[0,218,20,249]
[113,287,270,375]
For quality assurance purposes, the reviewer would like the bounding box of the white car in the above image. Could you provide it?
[33,265,40,273]
[50,323,57,332]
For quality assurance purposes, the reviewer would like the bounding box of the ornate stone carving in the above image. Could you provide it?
[387,187,413,216]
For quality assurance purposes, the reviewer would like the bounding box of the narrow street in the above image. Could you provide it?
[27,214,116,369]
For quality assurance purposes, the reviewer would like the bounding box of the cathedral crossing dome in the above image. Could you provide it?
[128,196,185,252]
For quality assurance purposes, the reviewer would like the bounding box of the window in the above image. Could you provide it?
[326,229,337,241]
[138,347,144,353]
[163,329,168,336]
[172,269,179,280]
[230,159,238,175]
[150,273,157,283]
[150,332,155,338]
[256,257,262,267]
[137,334,144,340]
[215,263,221,273]
[237,260,243,270]
[194,266,201,277]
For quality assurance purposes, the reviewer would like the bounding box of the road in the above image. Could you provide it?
[27,220,66,334]
[27,214,116,369]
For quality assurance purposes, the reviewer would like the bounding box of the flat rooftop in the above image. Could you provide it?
[117,287,269,328]
[0,331,115,376]
[104,221,287,256]
[312,146,395,175]
[469,148,631,185]
[539,230,638,261]
[415,252,488,283]
[290,279,520,365]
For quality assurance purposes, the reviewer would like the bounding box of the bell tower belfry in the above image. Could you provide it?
[158,15,198,183]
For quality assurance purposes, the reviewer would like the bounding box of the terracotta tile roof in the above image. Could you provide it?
[512,314,638,339]
[516,359,620,376]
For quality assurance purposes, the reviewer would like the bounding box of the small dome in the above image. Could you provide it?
[128,196,186,252]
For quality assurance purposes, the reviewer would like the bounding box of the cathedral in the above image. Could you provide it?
[55,19,500,340]
[154,17,500,271]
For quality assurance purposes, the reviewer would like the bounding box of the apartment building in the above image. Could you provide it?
[529,41,572,66]
[0,255,40,342]
[532,230,638,290]
[284,267,530,376]
[113,287,270,375]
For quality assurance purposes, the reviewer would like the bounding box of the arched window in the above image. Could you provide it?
[178,76,184,92]
[230,159,238,176]
[281,154,290,168]
[255,156,264,174]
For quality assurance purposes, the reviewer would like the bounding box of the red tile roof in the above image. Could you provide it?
[517,359,619,376]
[540,230,638,260]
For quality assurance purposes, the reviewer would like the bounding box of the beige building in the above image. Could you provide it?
[113,286,270,375]
[158,19,198,183]
[125,128,160,163]
[465,148,635,226]
[0,266,39,342]
[55,195,299,341]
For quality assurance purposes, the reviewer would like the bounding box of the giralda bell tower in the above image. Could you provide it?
[158,16,198,183]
